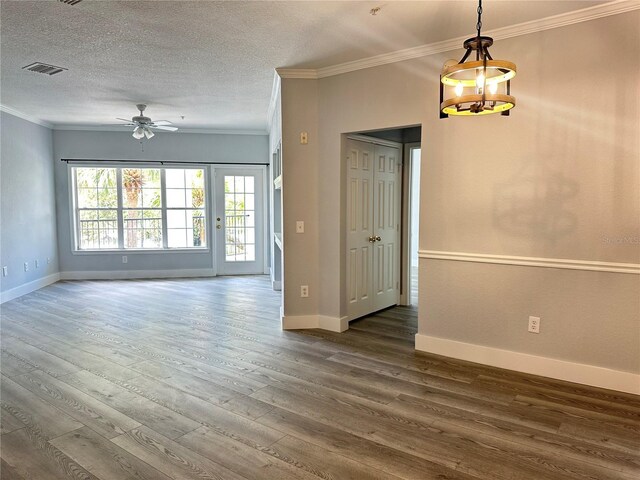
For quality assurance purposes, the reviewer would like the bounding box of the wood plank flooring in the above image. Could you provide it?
[1,275,638,479]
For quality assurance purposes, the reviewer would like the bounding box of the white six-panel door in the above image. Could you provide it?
[346,138,401,320]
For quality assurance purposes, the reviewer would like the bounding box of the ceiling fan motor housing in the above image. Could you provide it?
[132,115,151,124]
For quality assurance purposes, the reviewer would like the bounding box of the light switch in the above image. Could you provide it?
[300,132,308,144]
[296,221,305,233]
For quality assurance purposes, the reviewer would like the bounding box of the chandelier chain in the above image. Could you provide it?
[476,0,483,36]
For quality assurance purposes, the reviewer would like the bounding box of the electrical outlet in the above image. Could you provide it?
[47,257,51,264]
[300,285,309,298]
[2,266,7,277]
[24,262,29,272]
[35,259,39,269]
[122,256,128,264]
[300,132,308,144]
[528,316,540,334]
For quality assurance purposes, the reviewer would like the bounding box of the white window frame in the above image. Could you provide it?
[69,163,211,254]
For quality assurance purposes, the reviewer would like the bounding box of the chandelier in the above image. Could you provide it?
[440,0,516,117]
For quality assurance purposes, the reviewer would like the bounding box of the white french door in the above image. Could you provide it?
[346,138,401,320]
[213,167,266,275]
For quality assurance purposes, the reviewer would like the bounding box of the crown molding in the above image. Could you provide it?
[278,0,640,80]
[0,105,267,135]
[52,125,267,135]
[0,104,53,128]
[176,128,267,135]
[276,68,318,79]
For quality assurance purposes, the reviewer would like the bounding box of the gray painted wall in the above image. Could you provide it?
[53,130,268,273]
[279,12,640,374]
[0,111,58,292]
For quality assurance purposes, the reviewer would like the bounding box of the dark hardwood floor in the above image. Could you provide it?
[1,275,638,479]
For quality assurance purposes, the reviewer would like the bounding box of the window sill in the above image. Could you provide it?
[72,248,210,255]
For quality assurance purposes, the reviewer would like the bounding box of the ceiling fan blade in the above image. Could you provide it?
[150,125,178,132]
[116,118,133,122]
[103,123,135,127]
[150,120,173,126]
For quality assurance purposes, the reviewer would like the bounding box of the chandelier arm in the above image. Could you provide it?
[484,47,493,61]
[459,48,473,64]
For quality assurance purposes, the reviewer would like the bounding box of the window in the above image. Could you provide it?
[122,168,162,249]
[72,166,207,251]
[166,169,206,248]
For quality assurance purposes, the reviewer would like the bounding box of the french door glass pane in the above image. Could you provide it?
[224,175,255,262]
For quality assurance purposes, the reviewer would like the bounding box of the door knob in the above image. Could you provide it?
[368,235,375,243]
[375,236,381,242]
[216,225,222,229]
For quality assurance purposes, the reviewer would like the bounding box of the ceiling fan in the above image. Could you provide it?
[112,104,178,139]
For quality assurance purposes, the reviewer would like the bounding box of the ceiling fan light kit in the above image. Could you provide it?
[440,0,516,118]
[112,104,178,140]
[132,125,154,140]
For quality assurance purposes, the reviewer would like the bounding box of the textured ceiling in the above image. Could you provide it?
[0,0,604,131]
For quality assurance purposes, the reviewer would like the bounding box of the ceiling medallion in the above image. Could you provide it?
[440,0,516,118]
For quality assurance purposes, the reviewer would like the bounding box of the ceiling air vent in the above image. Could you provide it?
[59,0,83,5]
[22,62,68,76]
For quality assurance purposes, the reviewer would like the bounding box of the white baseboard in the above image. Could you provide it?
[282,314,348,333]
[319,315,349,332]
[60,269,216,281]
[282,314,320,330]
[415,334,640,395]
[1,273,61,304]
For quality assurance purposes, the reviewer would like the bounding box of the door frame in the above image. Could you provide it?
[211,164,269,276]
[344,134,404,322]
[400,142,421,306]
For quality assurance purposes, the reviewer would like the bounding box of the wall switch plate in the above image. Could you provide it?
[300,285,309,298]
[528,316,540,334]
[300,132,308,144]
[2,266,7,277]
[24,262,29,272]
[296,221,305,233]
[122,256,128,264]
[35,260,39,269]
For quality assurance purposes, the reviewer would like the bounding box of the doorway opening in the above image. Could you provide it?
[344,125,422,324]
[408,145,421,306]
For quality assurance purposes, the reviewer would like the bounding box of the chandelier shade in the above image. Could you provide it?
[440,2,516,118]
